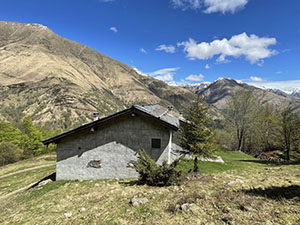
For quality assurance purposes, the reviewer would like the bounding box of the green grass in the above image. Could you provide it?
[179,150,263,174]
[0,165,56,196]
[0,153,56,176]
[0,151,299,225]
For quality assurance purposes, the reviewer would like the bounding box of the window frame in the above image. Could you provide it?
[151,138,161,149]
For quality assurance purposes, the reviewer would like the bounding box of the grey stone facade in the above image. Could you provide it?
[56,114,173,180]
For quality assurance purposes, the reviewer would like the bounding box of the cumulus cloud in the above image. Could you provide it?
[178,32,277,65]
[156,44,176,53]
[203,0,248,14]
[250,76,263,82]
[186,74,204,81]
[205,64,210,69]
[170,0,248,14]
[140,48,147,54]
[149,67,180,82]
[110,26,118,33]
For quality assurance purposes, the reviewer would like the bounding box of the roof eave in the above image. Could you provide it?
[42,105,178,145]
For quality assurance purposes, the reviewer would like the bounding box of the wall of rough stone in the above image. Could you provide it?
[56,114,172,180]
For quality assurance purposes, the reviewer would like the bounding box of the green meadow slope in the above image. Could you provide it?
[0,151,300,225]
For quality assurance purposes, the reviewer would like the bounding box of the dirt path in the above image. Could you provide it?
[0,164,55,180]
[0,181,38,201]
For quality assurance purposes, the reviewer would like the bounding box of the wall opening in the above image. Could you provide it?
[151,138,161,149]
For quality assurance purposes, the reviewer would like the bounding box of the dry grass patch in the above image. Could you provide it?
[0,151,300,224]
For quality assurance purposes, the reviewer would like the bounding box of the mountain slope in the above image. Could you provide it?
[0,21,195,129]
[185,78,300,110]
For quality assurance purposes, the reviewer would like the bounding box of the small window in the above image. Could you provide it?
[151,138,161,149]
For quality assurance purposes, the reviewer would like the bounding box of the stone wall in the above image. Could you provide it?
[56,114,172,180]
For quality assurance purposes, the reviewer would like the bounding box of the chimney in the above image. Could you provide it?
[93,112,99,121]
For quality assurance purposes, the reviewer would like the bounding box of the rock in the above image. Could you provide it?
[180,203,190,212]
[180,203,200,214]
[37,179,52,187]
[64,212,72,218]
[79,207,86,212]
[130,196,148,207]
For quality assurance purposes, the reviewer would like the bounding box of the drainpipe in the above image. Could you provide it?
[168,130,172,164]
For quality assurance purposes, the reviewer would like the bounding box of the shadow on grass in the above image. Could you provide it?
[242,185,300,201]
[28,172,56,189]
[238,160,300,166]
[119,179,141,186]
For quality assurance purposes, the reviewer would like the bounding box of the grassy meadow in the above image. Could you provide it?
[0,150,299,225]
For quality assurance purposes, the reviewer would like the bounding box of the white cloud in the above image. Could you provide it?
[170,0,248,14]
[247,80,300,94]
[276,71,282,74]
[203,0,248,14]
[250,76,263,82]
[140,48,147,54]
[110,26,118,33]
[149,67,180,82]
[155,44,176,53]
[170,0,202,10]
[186,74,204,81]
[205,64,210,69]
[178,32,277,65]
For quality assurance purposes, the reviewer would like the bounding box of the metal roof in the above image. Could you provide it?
[42,104,180,145]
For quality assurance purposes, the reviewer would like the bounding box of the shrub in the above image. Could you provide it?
[135,149,184,186]
[0,141,23,166]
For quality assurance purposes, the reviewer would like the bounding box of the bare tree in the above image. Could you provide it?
[279,104,300,161]
[225,90,258,151]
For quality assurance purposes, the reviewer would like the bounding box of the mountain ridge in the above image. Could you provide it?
[184,78,300,110]
[0,21,195,129]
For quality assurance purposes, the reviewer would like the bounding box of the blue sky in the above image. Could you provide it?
[1,0,300,92]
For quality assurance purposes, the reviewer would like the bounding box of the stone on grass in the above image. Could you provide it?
[180,203,201,214]
[64,212,72,218]
[130,196,148,207]
[79,207,86,212]
[37,179,52,187]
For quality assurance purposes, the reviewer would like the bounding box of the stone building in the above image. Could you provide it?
[42,104,183,180]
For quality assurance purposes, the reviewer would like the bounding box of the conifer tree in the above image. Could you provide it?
[180,98,216,173]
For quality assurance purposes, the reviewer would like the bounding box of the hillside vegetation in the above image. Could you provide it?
[0,21,195,129]
[0,150,299,225]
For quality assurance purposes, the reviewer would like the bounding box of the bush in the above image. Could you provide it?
[135,149,184,186]
[0,142,23,166]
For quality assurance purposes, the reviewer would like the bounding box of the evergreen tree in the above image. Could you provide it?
[180,98,216,173]
[0,120,22,145]
[135,149,184,186]
[18,117,45,157]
